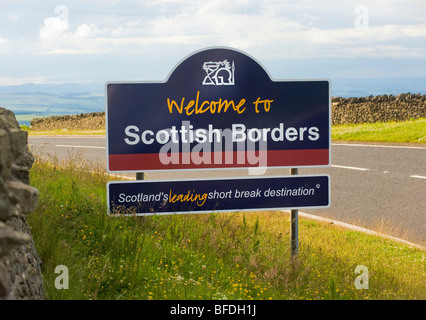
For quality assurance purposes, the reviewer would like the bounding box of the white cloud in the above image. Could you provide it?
[0,0,424,92]
[33,0,426,60]
[306,24,426,45]
[9,14,19,22]
[39,16,69,42]
[111,20,141,36]
[291,23,426,59]
[74,24,101,39]
[39,14,104,54]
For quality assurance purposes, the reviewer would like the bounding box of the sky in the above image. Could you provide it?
[0,0,426,96]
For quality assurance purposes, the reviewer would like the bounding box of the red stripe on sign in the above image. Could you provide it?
[108,149,329,171]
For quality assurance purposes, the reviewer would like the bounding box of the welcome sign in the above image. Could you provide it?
[106,47,330,172]
[107,175,330,216]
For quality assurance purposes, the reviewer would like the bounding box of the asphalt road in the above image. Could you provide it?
[29,136,426,245]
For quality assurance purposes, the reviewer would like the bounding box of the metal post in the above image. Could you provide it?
[136,172,144,180]
[290,168,299,257]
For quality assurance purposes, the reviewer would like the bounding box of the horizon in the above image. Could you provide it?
[1,75,426,97]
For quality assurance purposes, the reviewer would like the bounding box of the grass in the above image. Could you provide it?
[24,118,426,143]
[23,127,106,136]
[332,118,426,143]
[27,155,426,300]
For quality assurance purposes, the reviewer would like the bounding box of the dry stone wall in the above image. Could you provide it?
[30,111,105,131]
[29,93,425,130]
[332,93,426,125]
[0,107,43,300]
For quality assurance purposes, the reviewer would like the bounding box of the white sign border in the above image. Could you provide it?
[106,174,331,216]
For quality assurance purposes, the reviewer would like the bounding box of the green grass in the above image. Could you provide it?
[332,118,426,143]
[25,118,426,143]
[27,156,426,300]
[23,127,106,136]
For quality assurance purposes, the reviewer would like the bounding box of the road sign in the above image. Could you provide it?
[106,47,330,172]
[107,175,330,216]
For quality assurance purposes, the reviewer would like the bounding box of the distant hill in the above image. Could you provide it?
[1,79,425,126]
[0,83,103,95]
[0,83,105,126]
[331,77,426,98]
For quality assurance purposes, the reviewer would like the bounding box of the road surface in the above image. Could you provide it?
[29,136,426,245]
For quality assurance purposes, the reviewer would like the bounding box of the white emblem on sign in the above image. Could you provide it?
[202,60,235,85]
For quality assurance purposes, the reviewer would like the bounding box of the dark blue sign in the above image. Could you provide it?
[107,175,330,216]
[106,47,330,172]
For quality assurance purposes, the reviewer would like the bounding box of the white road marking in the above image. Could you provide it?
[331,164,369,171]
[410,175,426,180]
[332,143,426,150]
[34,139,424,180]
[287,210,425,250]
[55,144,106,149]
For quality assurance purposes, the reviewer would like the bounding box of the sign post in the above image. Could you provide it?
[106,47,331,257]
[290,168,299,257]
[136,172,144,180]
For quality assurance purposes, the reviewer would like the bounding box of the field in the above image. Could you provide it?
[27,155,426,300]
[24,118,426,144]
[332,118,426,143]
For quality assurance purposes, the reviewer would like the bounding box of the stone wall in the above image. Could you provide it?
[30,111,105,131]
[28,93,426,130]
[0,108,43,300]
[332,93,426,125]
